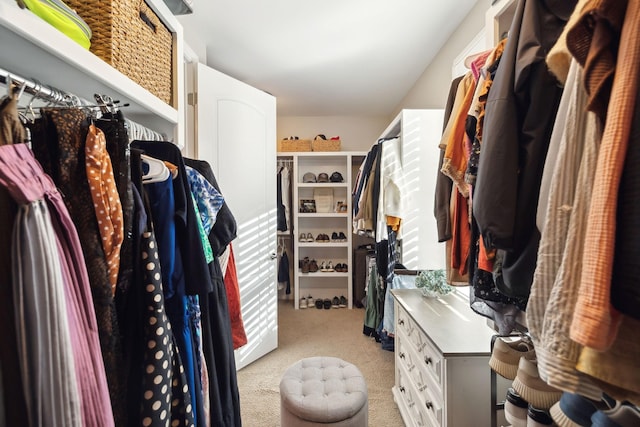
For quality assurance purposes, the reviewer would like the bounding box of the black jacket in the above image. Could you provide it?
[473,0,576,299]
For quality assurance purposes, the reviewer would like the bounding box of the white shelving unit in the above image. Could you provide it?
[292,151,366,309]
[0,0,185,147]
[377,109,446,271]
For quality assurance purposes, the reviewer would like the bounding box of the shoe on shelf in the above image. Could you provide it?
[315,299,323,309]
[309,259,319,273]
[338,231,347,242]
[299,296,307,309]
[341,263,348,272]
[339,296,347,308]
[299,232,306,242]
[550,392,616,427]
[512,358,562,410]
[326,261,335,272]
[323,298,331,309]
[306,232,314,242]
[332,296,340,309]
[334,263,342,273]
[489,336,536,380]
[316,233,324,243]
[504,388,528,427]
[331,231,339,241]
[527,405,554,426]
[319,261,327,272]
[301,257,310,274]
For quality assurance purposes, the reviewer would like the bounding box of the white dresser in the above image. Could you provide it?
[391,289,497,427]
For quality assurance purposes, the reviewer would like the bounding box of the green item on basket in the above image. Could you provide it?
[22,0,92,49]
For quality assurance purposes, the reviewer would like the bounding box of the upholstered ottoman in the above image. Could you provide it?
[279,356,368,426]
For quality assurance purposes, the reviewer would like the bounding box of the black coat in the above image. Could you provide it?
[473,0,576,299]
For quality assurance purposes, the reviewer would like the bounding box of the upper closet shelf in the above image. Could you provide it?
[0,0,182,137]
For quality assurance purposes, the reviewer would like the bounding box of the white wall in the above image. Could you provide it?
[277,1,487,145]
[392,0,487,114]
[277,116,390,152]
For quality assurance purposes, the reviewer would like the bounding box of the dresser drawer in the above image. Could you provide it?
[397,304,444,389]
[397,357,443,427]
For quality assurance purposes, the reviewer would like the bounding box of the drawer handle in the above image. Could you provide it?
[399,319,405,326]
[399,352,406,359]
[399,386,405,393]
[425,401,433,410]
[424,356,432,365]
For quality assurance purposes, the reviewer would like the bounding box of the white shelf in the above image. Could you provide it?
[292,151,367,309]
[0,0,184,145]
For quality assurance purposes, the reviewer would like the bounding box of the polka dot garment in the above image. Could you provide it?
[85,124,124,294]
[140,230,195,427]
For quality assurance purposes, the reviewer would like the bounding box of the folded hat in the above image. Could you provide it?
[302,172,316,183]
[330,171,344,182]
[317,172,329,183]
[489,336,536,380]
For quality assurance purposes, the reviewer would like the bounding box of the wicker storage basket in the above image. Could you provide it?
[277,139,312,152]
[312,138,341,151]
[66,0,174,106]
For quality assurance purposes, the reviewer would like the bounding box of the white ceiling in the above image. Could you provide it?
[178,0,480,116]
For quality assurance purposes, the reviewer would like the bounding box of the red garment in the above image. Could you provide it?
[450,188,470,276]
[224,244,247,349]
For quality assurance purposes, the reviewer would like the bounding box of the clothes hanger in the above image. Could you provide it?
[141,154,170,184]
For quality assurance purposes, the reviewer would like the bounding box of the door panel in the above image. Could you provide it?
[195,63,277,369]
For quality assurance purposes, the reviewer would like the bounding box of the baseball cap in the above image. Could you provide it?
[317,172,329,183]
[303,172,316,183]
[329,171,344,182]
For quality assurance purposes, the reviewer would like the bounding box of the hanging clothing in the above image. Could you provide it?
[278,249,291,295]
[28,108,126,426]
[526,60,604,400]
[277,166,287,232]
[85,124,124,294]
[473,0,576,301]
[224,244,248,350]
[0,95,28,426]
[0,143,115,426]
[186,165,225,235]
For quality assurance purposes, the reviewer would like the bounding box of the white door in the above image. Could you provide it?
[195,63,277,369]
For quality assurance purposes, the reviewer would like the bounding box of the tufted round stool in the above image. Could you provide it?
[279,356,368,426]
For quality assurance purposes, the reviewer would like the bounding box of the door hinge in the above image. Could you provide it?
[188,92,197,106]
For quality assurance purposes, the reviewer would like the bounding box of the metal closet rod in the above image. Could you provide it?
[0,66,86,106]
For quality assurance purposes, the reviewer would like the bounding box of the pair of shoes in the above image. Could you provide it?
[314,134,326,140]
[334,263,348,273]
[505,387,555,427]
[300,257,310,273]
[284,136,299,140]
[315,233,330,243]
[320,261,334,272]
[323,298,331,309]
[330,231,347,242]
[512,358,562,409]
[489,336,536,380]
[308,259,318,273]
[314,298,323,309]
[332,296,340,309]
[299,232,314,242]
[550,392,616,427]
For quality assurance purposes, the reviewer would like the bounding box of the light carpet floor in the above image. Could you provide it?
[237,300,403,426]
